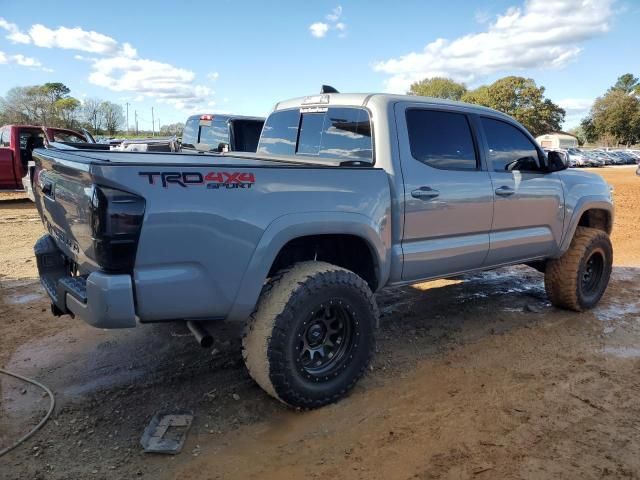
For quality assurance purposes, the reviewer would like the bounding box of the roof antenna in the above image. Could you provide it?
[320,85,339,94]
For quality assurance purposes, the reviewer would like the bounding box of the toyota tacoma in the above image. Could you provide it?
[32,91,614,409]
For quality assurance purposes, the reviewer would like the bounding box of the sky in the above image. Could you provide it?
[0,0,638,131]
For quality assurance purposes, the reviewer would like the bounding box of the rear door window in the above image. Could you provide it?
[406,109,478,170]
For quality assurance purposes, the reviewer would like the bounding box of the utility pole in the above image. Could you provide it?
[151,107,155,137]
[158,118,161,135]
[125,102,130,135]
[135,110,138,136]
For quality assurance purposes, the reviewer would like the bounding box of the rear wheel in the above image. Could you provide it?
[242,261,377,409]
[544,227,612,311]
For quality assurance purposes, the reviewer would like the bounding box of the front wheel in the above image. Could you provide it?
[544,227,613,311]
[242,261,377,409]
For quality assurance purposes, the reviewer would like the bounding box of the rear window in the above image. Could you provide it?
[258,107,373,162]
[257,109,299,156]
[52,132,86,143]
[182,117,229,151]
[231,119,264,152]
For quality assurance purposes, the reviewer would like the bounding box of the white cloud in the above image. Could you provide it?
[558,98,593,115]
[0,19,136,57]
[0,18,215,111]
[558,98,593,128]
[12,54,42,67]
[310,5,347,38]
[374,0,614,93]
[310,22,329,38]
[0,50,47,70]
[28,24,132,56]
[88,56,212,110]
[474,9,491,24]
[0,17,31,44]
[207,71,219,81]
[326,5,342,22]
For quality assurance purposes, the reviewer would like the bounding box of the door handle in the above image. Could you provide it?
[411,187,440,200]
[495,186,515,197]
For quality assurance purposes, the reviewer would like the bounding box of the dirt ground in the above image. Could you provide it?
[1,166,639,480]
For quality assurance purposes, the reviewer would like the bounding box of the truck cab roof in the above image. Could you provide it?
[274,92,513,121]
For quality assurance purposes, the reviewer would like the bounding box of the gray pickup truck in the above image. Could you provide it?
[32,92,614,409]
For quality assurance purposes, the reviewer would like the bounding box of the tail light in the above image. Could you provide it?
[90,186,145,272]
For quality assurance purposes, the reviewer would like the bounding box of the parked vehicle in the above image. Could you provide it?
[582,151,604,167]
[32,92,614,409]
[110,136,180,152]
[617,151,639,164]
[567,148,591,167]
[181,114,265,153]
[609,151,635,165]
[0,124,106,199]
[590,150,613,165]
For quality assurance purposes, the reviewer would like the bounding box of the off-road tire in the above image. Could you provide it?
[242,261,377,409]
[544,227,612,311]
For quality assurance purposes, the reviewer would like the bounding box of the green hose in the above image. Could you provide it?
[0,368,55,457]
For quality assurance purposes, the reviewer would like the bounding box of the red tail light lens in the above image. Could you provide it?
[90,186,145,272]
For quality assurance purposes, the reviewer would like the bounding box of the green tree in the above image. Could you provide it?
[460,85,490,105]
[461,76,565,137]
[0,85,49,124]
[590,90,640,146]
[55,97,81,129]
[83,98,104,134]
[409,77,467,100]
[99,101,125,136]
[568,126,586,146]
[0,82,76,126]
[160,122,184,136]
[579,117,599,144]
[609,73,639,95]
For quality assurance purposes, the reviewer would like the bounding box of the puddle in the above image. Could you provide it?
[594,302,640,322]
[603,346,640,358]
[0,278,39,289]
[6,292,45,304]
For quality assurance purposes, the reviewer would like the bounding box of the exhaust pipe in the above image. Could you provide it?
[186,321,214,348]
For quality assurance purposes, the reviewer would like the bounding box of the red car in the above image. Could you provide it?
[0,125,95,199]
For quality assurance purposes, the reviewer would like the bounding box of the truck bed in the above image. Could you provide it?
[32,147,391,324]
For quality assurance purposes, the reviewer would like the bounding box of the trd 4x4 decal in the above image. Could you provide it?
[139,171,255,189]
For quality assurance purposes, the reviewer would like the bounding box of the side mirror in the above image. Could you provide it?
[547,151,568,172]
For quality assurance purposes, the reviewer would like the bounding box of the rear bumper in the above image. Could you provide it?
[35,234,137,328]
